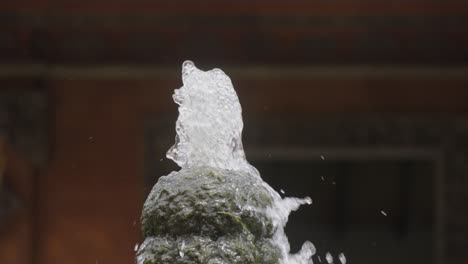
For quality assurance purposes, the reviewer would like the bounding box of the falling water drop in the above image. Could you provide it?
[338,253,346,264]
[179,240,185,258]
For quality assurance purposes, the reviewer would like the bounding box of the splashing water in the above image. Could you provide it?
[167,61,316,264]
[167,60,256,175]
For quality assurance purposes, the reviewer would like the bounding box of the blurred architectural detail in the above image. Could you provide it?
[1,1,468,65]
[0,137,17,226]
[0,90,48,167]
[0,90,48,263]
[0,137,5,181]
[1,0,468,264]
[0,125,20,229]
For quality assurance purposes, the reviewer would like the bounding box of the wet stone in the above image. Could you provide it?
[139,167,281,264]
[142,166,277,240]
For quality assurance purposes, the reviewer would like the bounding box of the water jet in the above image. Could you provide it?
[137,61,316,264]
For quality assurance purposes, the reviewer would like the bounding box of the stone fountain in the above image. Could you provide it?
[136,61,316,264]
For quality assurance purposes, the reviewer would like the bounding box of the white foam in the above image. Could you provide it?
[168,61,315,264]
[167,60,256,175]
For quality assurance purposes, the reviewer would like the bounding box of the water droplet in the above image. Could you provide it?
[381,210,387,216]
[179,241,185,258]
[280,189,285,194]
[326,252,334,264]
[134,243,139,252]
[318,255,322,262]
[321,176,325,181]
[338,253,346,264]
[320,155,325,160]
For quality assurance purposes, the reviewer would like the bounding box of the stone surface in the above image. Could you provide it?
[139,166,281,264]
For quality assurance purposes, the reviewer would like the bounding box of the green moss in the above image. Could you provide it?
[138,166,281,264]
[142,166,276,239]
[137,234,281,264]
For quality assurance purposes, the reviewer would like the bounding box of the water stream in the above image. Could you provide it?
[167,61,317,264]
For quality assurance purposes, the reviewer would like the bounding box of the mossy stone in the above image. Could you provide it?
[141,166,276,239]
[138,166,282,264]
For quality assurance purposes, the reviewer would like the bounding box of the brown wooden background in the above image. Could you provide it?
[0,1,468,264]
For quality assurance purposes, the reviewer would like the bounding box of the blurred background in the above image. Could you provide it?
[1,1,468,264]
